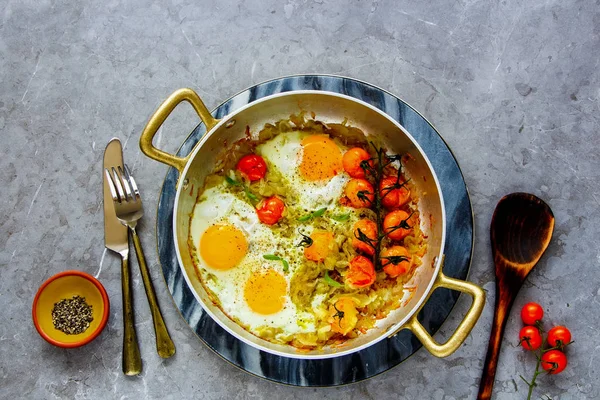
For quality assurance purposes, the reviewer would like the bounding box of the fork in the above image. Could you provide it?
[105,165,176,359]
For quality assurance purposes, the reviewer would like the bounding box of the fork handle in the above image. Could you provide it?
[121,253,142,375]
[131,229,176,358]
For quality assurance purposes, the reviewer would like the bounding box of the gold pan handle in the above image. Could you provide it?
[139,88,219,173]
[390,270,485,358]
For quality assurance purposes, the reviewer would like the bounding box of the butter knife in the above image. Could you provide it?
[103,138,142,376]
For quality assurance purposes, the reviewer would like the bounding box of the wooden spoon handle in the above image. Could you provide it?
[477,287,517,400]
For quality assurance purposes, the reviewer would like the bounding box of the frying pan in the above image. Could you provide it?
[140,88,484,359]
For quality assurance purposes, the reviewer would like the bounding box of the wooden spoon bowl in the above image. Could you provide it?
[477,193,554,400]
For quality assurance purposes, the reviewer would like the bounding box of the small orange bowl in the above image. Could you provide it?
[32,270,109,348]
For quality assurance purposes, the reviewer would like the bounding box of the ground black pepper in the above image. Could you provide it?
[51,295,94,335]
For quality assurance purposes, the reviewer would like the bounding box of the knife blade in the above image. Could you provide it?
[103,138,142,376]
[103,139,128,253]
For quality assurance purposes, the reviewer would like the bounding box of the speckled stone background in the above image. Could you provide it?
[1,0,599,399]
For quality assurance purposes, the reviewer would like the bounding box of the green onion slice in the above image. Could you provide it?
[324,270,343,288]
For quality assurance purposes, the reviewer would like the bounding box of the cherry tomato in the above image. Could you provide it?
[519,326,542,351]
[521,302,544,325]
[256,196,285,225]
[379,176,410,209]
[342,148,372,178]
[541,350,568,375]
[547,326,572,349]
[381,246,411,278]
[346,255,376,288]
[236,154,267,181]
[344,179,374,208]
[304,231,334,262]
[383,210,413,241]
[329,298,359,335]
[352,219,377,256]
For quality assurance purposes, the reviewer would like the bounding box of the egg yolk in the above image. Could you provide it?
[304,231,334,262]
[244,269,287,314]
[200,224,248,270]
[299,135,343,181]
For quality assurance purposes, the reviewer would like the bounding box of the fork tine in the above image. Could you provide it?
[105,169,119,201]
[111,167,126,202]
[118,166,133,201]
[124,165,140,200]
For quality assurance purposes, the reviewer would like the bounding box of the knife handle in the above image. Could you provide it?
[121,253,142,375]
[131,229,176,359]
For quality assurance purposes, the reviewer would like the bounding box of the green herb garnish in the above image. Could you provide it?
[298,207,327,222]
[324,270,343,288]
[224,175,241,186]
[244,187,259,204]
[225,174,260,204]
[263,254,289,272]
[331,213,351,222]
[313,207,327,217]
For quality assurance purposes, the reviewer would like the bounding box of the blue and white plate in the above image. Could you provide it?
[156,75,473,386]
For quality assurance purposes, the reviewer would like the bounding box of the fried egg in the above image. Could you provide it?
[257,131,350,211]
[190,187,316,336]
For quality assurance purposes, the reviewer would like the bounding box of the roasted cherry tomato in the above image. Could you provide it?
[236,154,267,181]
[346,255,376,288]
[383,210,413,241]
[329,298,359,336]
[547,326,572,349]
[521,302,544,325]
[352,219,377,256]
[342,148,372,178]
[381,246,411,278]
[304,231,334,262]
[541,350,568,374]
[344,179,374,208]
[379,176,410,209]
[256,196,285,225]
[519,326,543,351]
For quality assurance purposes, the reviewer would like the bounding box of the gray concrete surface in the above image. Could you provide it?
[1,0,599,398]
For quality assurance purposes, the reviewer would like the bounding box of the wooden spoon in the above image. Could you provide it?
[477,193,554,400]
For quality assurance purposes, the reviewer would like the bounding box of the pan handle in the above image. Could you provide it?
[389,269,485,358]
[139,88,220,173]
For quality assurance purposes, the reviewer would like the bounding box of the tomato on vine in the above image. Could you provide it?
[541,350,568,375]
[547,326,572,350]
[521,302,544,325]
[516,302,573,400]
[519,326,542,351]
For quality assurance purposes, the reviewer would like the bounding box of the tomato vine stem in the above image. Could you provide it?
[356,143,410,271]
